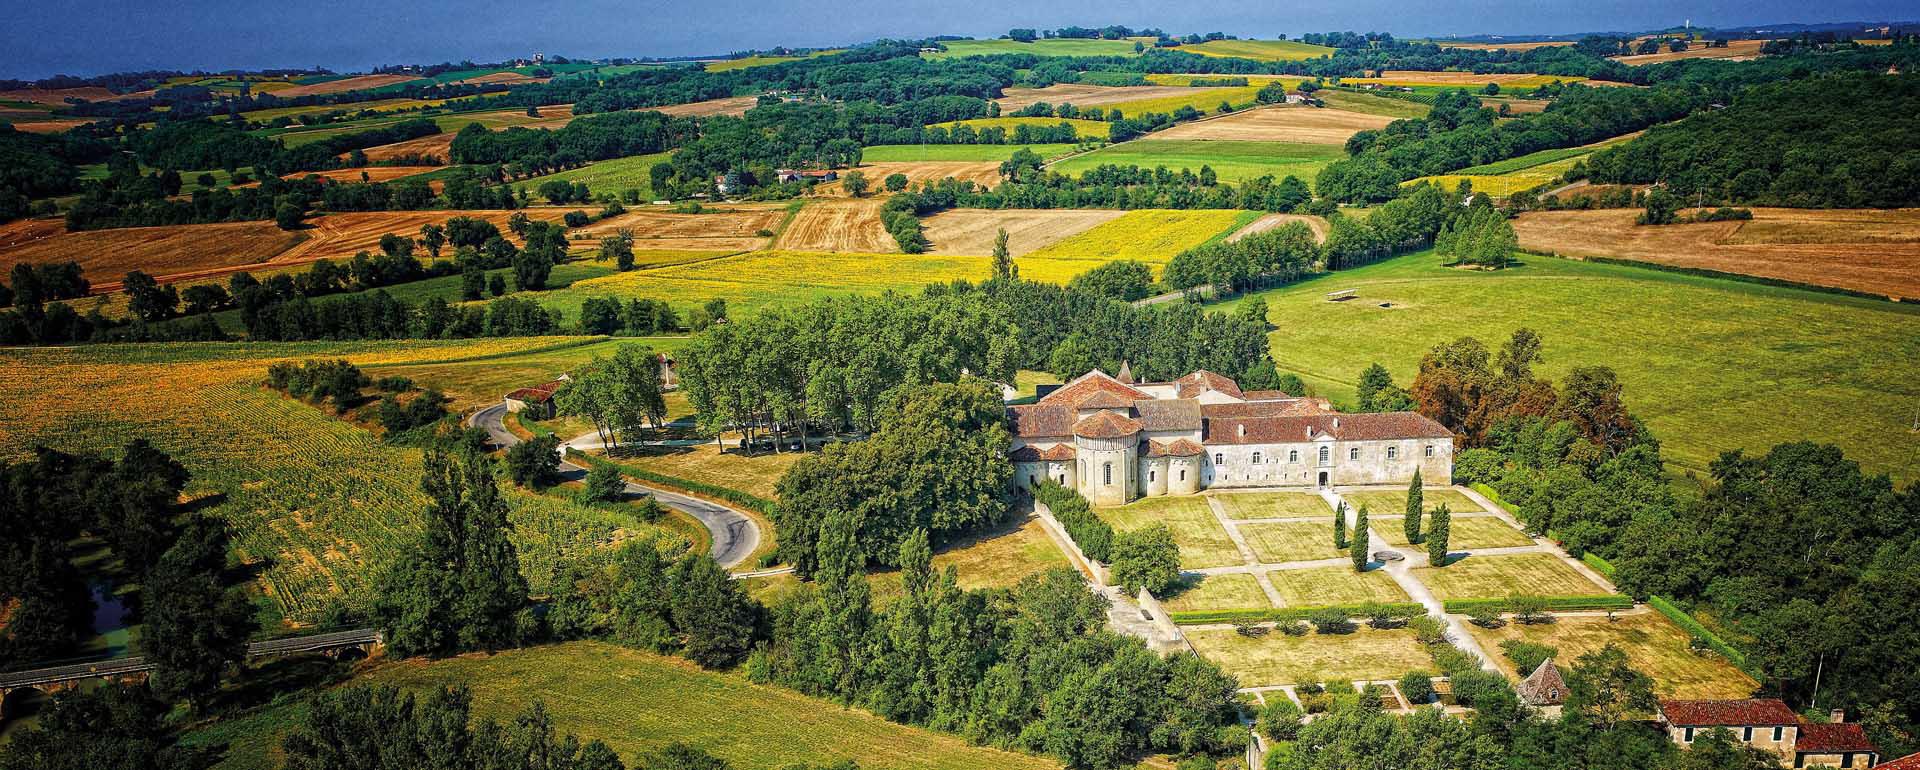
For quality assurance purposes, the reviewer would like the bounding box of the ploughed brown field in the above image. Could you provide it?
[648,95,761,117]
[271,73,421,97]
[1613,38,1770,65]
[5,118,94,133]
[774,198,895,253]
[920,209,1127,256]
[1151,105,1393,144]
[1228,213,1329,243]
[571,205,788,252]
[815,161,1004,197]
[1513,207,1920,300]
[0,218,305,291]
[993,83,1206,110]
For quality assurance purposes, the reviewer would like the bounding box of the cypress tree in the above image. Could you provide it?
[1428,503,1452,567]
[1350,504,1370,571]
[1405,469,1424,545]
[1333,501,1348,549]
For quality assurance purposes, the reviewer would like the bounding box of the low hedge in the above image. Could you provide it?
[1650,595,1749,669]
[1169,603,1426,626]
[566,448,776,516]
[1032,480,1114,562]
[1581,552,1618,578]
[1441,595,1633,614]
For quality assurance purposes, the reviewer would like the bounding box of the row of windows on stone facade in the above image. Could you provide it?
[1216,444,1438,466]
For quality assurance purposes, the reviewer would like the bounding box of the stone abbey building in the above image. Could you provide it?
[1009,368,1455,506]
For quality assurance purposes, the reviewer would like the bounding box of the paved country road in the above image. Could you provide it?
[470,403,761,569]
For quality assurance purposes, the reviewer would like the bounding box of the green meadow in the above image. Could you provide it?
[924,37,1151,59]
[512,151,677,199]
[1049,139,1344,183]
[859,143,1081,162]
[1210,250,1920,482]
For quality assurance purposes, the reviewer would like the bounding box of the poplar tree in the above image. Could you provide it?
[1404,469,1424,545]
[1428,503,1452,567]
[1351,504,1370,571]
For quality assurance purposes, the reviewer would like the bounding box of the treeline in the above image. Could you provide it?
[125,117,441,176]
[1586,73,1920,208]
[0,125,113,221]
[449,108,697,177]
[894,158,1316,212]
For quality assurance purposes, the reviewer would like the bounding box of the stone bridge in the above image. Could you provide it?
[0,628,382,710]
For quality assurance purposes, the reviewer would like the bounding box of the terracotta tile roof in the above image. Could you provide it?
[1008,404,1073,438]
[1659,699,1800,727]
[1164,438,1204,456]
[1879,751,1920,770]
[1010,446,1043,462]
[1200,400,1330,419]
[1175,370,1244,399]
[1039,370,1150,408]
[1040,444,1077,461]
[1241,389,1296,401]
[1075,411,1144,439]
[506,379,567,403]
[1796,723,1877,755]
[1205,412,1452,444]
[1134,398,1202,431]
[1516,658,1567,706]
[1079,390,1135,409]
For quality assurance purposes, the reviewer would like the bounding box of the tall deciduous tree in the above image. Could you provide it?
[374,444,528,657]
[140,516,257,709]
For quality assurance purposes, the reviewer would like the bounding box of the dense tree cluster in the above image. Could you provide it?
[1586,73,1920,207]
[0,124,112,221]
[1162,220,1320,293]
[282,686,627,770]
[554,343,670,450]
[450,109,696,177]
[1435,202,1517,268]
[0,684,216,770]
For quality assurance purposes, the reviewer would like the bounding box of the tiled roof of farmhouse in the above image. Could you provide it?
[1206,412,1452,444]
[1007,404,1074,438]
[1659,699,1800,727]
[1040,444,1077,460]
[1796,723,1877,755]
[1142,438,1204,457]
[1010,444,1076,462]
[1879,751,1920,770]
[1075,411,1145,439]
[1175,370,1244,399]
[1133,398,1202,431]
[1240,389,1296,401]
[1516,658,1567,706]
[1040,370,1150,408]
[506,379,567,403]
[1200,400,1332,419]
[1078,390,1136,409]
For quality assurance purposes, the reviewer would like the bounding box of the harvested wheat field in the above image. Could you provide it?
[1514,207,1920,300]
[273,74,422,97]
[921,209,1127,256]
[775,199,895,252]
[1614,39,1770,65]
[283,166,442,184]
[1363,70,1585,86]
[1228,213,1329,243]
[0,218,305,289]
[1153,105,1392,144]
[571,205,787,251]
[447,71,549,86]
[994,83,1208,110]
[649,95,761,117]
[8,118,93,133]
[818,162,1003,197]
[358,132,456,162]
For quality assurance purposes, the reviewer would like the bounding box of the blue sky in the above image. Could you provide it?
[1,0,1912,79]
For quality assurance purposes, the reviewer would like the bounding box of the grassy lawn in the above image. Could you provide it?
[1239,520,1343,564]
[869,515,1069,605]
[1097,496,1243,570]
[372,336,689,411]
[1160,572,1273,612]
[1468,613,1758,699]
[1186,627,1432,687]
[1209,249,1920,483]
[604,442,799,501]
[1317,91,1432,119]
[1342,488,1483,514]
[186,642,1061,770]
[1379,516,1534,549]
[1265,566,1411,607]
[1050,140,1343,184]
[860,144,1080,162]
[512,151,675,200]
[1416,553,1610,599]
[1211,491,1331,520]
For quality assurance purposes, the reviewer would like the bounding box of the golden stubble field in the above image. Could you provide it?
[1513,207,1920,300]
[815,161,1004,197]
[1152,105,1393,144]
[920,209,1127,255]
[774,198,896,252]
[993,83,1210,110]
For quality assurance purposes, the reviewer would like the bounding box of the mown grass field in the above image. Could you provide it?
[926,116,1109,140]
[860,143,1079,162]
[1020,209,1257,282]
[924,38,1151,59]
[512,151,675,200]
[1095,496,1241,570]
[1265,566,1411,606]
[1377,516,1535,550]
[1050,139,1344,184]
[1414,553,1609,599]
[1161,572,1270,613]
[1406,132,1639,197]
[1212,491,1331,519]
[1342,488,1483,514]
[1180,39,1336,61]
[1316,90,1433,119]
[1210,250,1920,483]
[704,50,845,71]
[185,642,1061,770]
[372,336,690,410]
[1185,626,1431,687]
[0,339,680,625]
[1238,521,1344,564]
[602,443,797,501]
[869,516,1069,605]
[1467,613,1758,699]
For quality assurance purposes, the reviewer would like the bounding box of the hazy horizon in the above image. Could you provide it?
[1,0,1915,80]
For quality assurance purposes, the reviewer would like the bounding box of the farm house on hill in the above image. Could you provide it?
[777,169,838,183]
[505,376,570,418]
[1656,698,1882,768]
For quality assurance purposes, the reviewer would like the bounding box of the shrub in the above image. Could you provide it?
[1111,524,1181,595]
[1363,601,1404,629]
[1500,640,1558,677]
[1467,605,1504,628]
[1258,698,1302,741]
[1234,622,1270,638]
[1410,615,1447,645]
[375,375,413,392]
[584,463,626,503]
[1399,672,1436,704]
[1032,480,1115,562]
[1309,607,1354,634]
[266,359,369,413]
[1277,620,1309,637]
[504,434,561,489]
[1510,595,1552,625]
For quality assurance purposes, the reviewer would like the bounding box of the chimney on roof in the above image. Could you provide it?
[1332,417,1340,429]
[1830,709,1847,724]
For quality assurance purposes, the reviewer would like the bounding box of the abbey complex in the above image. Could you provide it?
[1009,368,1455,506]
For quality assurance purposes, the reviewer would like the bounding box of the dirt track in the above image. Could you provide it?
[774,199,895,253]
[921,209,1126,256]
[1514,207,1920,300]
[1152,106,1392,145]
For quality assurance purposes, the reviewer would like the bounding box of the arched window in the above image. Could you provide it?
[1103,462,1112,486]
[1349,447,1360,460]
[1318,446,1329,464]
[1252,451,1263,464]
[1425,445,1435,457]
[1213,453,1224,466]
[1289,450,1299,462]
[1387,446,1398,460]
[1179,469,1186,481]
[1149,470,1156,482]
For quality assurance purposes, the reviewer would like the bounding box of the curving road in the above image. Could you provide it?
[470,403,760,569]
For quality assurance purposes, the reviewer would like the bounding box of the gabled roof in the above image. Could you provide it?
[1205,412,1452,444]
[1007,404,1074,438]
[1041,369,1151,409]
[1175,370,1244,400]
[1241,389,1297,401]
[1040,444,1077,461]
[1879,751,1920,770]
[1134,398,1202,431]
[1010,443,1077,462]
[1796,723,1877,755]
[1078,390,1135,409]
[1163,438,1204,456]
[506,379,567,403]
[1659,699,1800,727]
[1516,658,1566,706]
[1009,445,1044,462]
[1200,399,1331,419]
[1074,411,1144,439]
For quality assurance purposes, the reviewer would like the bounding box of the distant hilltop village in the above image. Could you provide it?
[1009,367,1454,506]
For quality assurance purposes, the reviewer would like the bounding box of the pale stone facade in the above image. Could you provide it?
[1009,369,1454,505]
